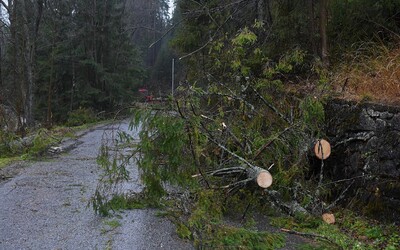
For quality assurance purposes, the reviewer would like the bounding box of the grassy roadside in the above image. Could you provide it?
[0,119,114,169]
[0,157,19,169]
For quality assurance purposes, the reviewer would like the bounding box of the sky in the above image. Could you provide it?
[168,0,175,18]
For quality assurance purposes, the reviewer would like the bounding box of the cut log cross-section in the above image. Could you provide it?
[314,139,331,160]
[203,135,274,189]
[195,165,274,189]
[247,166,273,188]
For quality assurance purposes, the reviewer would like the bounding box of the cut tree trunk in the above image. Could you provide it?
[202,135,274,189]
[246,165,273,188]
[196,164,273,189]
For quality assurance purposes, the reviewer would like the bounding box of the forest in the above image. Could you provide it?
[0,0,171,130]
[1,0,400,249]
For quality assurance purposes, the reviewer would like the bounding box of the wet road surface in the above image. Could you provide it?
[0,121,193,250]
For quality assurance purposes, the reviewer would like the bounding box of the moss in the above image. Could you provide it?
[0,157,19,169]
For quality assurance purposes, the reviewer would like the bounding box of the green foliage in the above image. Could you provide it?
[0,157,19,169]
[91,135,132,216]
[336,210,400,249]
[270,210,400,250]
[188,190,223,230]
[27,128,60,157]
[91,107,196,215]
[1,126,77,162]
[270,213,321,231]
[66,108,98,127]
[0,130,19,156]
[299,97,325,132]
[90,1,400,248]
[103,219,121,229]
[32,0,145,124]
[177,190,285,249]
[176,222,192,240]
[91,192,160,217]
[206,226,285,250]
[232,27,257,46]
[133,109,196,199]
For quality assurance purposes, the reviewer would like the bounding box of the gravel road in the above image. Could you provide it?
[0,121,193,250]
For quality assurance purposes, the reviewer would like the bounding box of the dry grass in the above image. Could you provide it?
[331,42,400,105]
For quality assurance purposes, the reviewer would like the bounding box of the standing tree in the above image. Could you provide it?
[1,0,43,131]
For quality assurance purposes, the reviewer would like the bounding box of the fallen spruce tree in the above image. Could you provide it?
[93,74,333,217]
[90,11,344,216]
[90,47,357,249]
[92,36,339,215]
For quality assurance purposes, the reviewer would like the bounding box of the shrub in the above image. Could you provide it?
[0,130,19,156]
[66,107,98,127]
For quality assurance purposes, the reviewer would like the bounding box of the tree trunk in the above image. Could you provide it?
[0,6,3,93]
[320,0,329,67]
[47,34,56,127]
[21,0,43,126]
[257,0,272,26]
[246,165,273,188]
[257,0,265,22]
[308,0,318,56]
[197,165,273,189]
[9,0,24,132]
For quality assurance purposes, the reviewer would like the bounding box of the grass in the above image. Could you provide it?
[168,189,399,249]
[0,156,19,169]
[202,225,285,250]
[101,219,122,236]
[331,43,400,104]
[270,209,400,250]
[103,219,122,229]
[0,118,114,164]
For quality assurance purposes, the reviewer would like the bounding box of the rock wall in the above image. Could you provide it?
[324,99,400,222]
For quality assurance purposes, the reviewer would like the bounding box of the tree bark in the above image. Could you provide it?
[257,0,265,22]
[257,0,272,26]
[47,30,56,127]
[21,0,43,126]
[308,0,318,56]
[320,0,329,67]
[246,165,273,188]
[196,164,273,189]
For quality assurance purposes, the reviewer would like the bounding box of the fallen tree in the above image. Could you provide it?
[194,164,273,190]
[192,135,274,190]
[92,44,333,219]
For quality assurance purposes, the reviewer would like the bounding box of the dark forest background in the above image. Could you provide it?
[0,0,399,128]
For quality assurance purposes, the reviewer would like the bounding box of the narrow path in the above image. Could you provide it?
[0,121,192,250]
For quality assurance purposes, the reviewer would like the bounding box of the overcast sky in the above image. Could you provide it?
[168,0,175,18]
